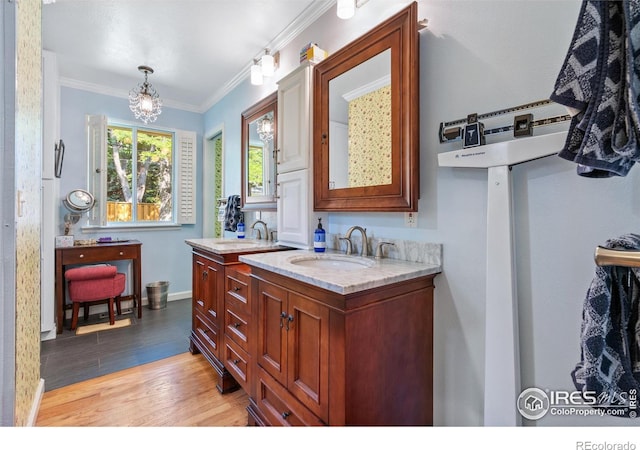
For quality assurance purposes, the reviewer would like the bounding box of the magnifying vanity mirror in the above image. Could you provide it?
[63,189,95,235]
[241,92,278,211]
[313,2,419,211]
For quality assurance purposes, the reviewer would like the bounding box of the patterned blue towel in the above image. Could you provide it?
[572,234,640,417]
[223,195,242,232]
[551,1,640,177]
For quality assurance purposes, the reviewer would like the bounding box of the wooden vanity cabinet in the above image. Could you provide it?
[189,250,236,393]
[188,244,291,396]
[247,266,436,426]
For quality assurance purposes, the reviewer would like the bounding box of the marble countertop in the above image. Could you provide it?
[239,249,442,295]
[185,238,289,255]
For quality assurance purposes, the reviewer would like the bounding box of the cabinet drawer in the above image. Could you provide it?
[255,367,325,427]
[193,313,219,359]
[225,267,250,316]
[61,245,138,264]
[224,307,249,352]
[223,338,250,392]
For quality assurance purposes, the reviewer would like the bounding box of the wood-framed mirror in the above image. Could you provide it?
[241,92,278,211]
[313,2,419,211]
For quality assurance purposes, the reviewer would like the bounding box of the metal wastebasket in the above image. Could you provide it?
[146,281,169,310]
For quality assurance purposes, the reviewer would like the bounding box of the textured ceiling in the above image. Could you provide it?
[42,0,335,112]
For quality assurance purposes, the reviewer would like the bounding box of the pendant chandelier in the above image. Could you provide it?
[257,115,274,142]
[128,65,162,124]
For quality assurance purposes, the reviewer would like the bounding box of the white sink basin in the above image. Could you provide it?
[289,254,375,271]
[214,239,264,245]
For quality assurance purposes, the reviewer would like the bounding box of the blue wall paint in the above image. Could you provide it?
[59,87,204,294]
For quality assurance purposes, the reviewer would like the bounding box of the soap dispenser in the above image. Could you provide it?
[314,218,326,253]
[237,214,245,239]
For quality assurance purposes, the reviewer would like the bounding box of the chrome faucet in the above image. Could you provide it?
[344,226,368,257]
[251,220,268,240]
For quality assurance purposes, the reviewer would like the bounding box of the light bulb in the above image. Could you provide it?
[261,51,275,77]
[337,0,355,19]
[251,61,263,85]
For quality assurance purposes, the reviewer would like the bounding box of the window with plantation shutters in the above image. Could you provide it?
[86,114,196,227]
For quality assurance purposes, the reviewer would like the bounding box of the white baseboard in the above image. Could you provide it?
[27,379,45,426]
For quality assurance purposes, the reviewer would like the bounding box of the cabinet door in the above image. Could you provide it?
[276,169,310,247]
[193,255,207,315]
[198,255,222,324]
[256,280,288,387]
[286,292,330,421]
[277,64,311,174]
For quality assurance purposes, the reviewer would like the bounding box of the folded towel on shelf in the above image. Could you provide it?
[551,1,640,177]
[223,194,242,232]
[572,233,640,417]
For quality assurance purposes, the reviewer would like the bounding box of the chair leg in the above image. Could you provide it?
[83,303,90,321]
[71,303,80,330]
[115,296,122,316]
[108,297,115,324]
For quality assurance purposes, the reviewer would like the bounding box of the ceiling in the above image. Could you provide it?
[42,0,336,113]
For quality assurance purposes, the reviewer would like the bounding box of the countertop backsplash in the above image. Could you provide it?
[327,233,442,267]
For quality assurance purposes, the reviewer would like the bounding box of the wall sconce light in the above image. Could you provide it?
[337,0,370,19]
[251,59,263,85]
[250,50,279,86]
[337,0,355,19]
[261,49,275,77]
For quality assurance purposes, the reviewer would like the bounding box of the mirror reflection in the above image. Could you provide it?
[247,112,274,197]
[329,49,391,190]
[241,92,277,210]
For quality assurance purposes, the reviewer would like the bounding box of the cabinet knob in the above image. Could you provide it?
[233,359,240,364]
[234,286,241,292]
[202,271,208,280]
[79,254,84,258]
[233,322,241,328]
[280,311,287,328]
[282,411,290,420]
[119,251,124,256]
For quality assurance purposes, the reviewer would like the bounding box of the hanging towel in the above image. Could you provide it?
[223,194,242,232]
[550,1,640,177]
[572,233,640,417]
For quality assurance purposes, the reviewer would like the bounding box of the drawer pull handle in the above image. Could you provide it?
[202,271,208,280]
[280,311,287,328]
[234,322,241,328]
[286,314,294,331]
[282,411,290,420]
[79,254,84,258]
[119,251,124,256]
[234,286,241,292]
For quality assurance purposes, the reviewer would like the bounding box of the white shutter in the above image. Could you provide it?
[176,130,196,224]
[86,114,107,226]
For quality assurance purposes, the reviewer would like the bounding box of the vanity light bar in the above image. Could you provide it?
[438,99,571,147]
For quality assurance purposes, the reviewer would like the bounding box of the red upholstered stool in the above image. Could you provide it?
[65,265,126,330]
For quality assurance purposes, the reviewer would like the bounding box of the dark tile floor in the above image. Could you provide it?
[40,298,192,392]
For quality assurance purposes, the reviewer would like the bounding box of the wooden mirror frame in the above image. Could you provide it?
[313,2,419,212]
[241,92,278,211]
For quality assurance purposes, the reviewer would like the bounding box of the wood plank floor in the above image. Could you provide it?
[36,352,249,426]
